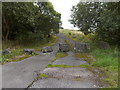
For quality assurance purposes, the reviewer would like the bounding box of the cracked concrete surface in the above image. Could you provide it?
[2,53,55,88]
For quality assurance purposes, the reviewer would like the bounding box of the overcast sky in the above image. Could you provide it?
[49,0,80,29]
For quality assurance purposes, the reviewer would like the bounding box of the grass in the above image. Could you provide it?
[48,64,74,68]
[73,77,81,81]
[2,35,58,50]
[47,64,92,68]
[1,49,24,63]
[51,52,68,62]
[60,29,95,43]
[1,49,38,64]
[65,40,69,44]
[60,29,84,42]
[0,40,2,50]
[1,35,58,64]
[91,48,118,69]
[91,47,118,88]
[38,73,49,79]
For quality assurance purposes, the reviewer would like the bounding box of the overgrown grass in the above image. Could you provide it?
[51,52,68,62]
[60,29,84,42]
[2,35,58,49]
[1,35,58,64]
[60,29,95,44]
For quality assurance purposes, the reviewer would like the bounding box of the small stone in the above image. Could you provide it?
[24,49,35,54]
[42,46,53,53]
[2,48,12,55]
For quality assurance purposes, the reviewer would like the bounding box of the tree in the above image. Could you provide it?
[2,2,61,42]
[69,2,103,35]
[96,2,120,44]
[69,2,120,45]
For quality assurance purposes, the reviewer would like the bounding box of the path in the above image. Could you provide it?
[30,33,106,88]
[2,33,106,88]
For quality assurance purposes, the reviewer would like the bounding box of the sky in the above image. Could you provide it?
[49,0,80,29]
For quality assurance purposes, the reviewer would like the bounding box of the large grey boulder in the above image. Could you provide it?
[24,49,35,54]
[74,42,90,53]
[59,43,69,52]
[98,41,110,49]
[42,46,53,53]
[2,48,12,55]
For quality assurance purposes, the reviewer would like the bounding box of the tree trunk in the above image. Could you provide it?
[3,17,10,40]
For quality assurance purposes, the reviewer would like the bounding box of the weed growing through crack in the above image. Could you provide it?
[47,64,92,68]
[38,73,49,78]
[51,52,68,63]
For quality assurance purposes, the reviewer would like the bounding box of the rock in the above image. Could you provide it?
[24,49,35,54]
[74,42,90,53]
[42,46,53,53]
[2,48,12,55]
[59,43,69,52]
[98,41,110,49]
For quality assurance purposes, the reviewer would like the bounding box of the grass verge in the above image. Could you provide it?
[91,47,118,88]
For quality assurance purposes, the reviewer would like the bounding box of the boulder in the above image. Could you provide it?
[24,49,35,54]
[2,48,12,55]
[74,42,90,53]
[59,43,69,52]
[42,46,53,53]
[98,41,110,49]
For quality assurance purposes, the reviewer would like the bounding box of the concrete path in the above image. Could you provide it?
[2,53,55,88]
[30,34,107,88]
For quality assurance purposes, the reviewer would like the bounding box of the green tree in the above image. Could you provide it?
[96,2,120,45]
[69,2,103,35]
[69,2,120,45]
[2,2,61,43]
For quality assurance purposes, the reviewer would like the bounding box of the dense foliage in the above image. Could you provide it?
[2,2,61,43]
[69,2,120,45]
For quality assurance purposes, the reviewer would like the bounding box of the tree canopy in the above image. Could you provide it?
[2,2,61,42]
[69,2,120,45]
